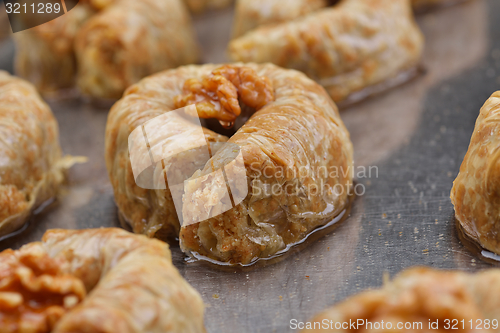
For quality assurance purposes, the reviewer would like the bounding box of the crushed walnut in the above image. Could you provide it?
[0,243,86,333]
[174,65,275,127]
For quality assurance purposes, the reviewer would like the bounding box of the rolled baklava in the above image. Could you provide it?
[14,0,199,99]
[0,71,67,237]
[303,267,500,332]
[0,228,206,333]
[105,63,353,265]
[75,0,200,99]
[451,91,500,256]
[13,3,94,94]
[229,0,424,104]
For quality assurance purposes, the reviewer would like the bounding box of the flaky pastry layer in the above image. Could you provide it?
[105,63,353,265]
[14,0,199,98]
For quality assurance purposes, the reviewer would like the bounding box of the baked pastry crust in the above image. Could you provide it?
[0,228,206,333]
[105,63,353,265]
[451,91,500,255]
[0,71,66,237]
[13,3,95,94]
[228,0,424,103]
[75,0,199,99]
[14,0,199,98]
[304,267,500,332]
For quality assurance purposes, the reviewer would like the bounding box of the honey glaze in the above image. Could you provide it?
[184,193,356,270]
[454,216,500,265]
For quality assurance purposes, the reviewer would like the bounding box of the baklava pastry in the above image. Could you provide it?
[303,267,500,333]
[75,0,199,99]
[228,0,424,104]
[451,91,500,256]
[13,3,94,94]
[105,63,353,265]
[231,0,466,39]
[0,71,67,237]
[0,228,206,333]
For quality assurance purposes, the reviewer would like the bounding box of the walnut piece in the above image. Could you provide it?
[174,65,274,125]
[0,244,86,333]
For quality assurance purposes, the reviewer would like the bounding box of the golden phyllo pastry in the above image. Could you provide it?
[451,91,500,256]
[229,0,424,104]
[0,71,67,237]
[75,0,199,99]
[13,3,95,94]
[0,228,206,333]
[303,267,500,332]
[105,63,353,265]
[14,0,199,99]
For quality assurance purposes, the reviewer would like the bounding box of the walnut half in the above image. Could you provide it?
[174,65,275,127]
[0,244,86,333]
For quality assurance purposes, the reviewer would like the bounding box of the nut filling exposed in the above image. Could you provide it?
[174,65,275,127]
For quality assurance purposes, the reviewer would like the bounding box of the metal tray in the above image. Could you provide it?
[0,1,498,331]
